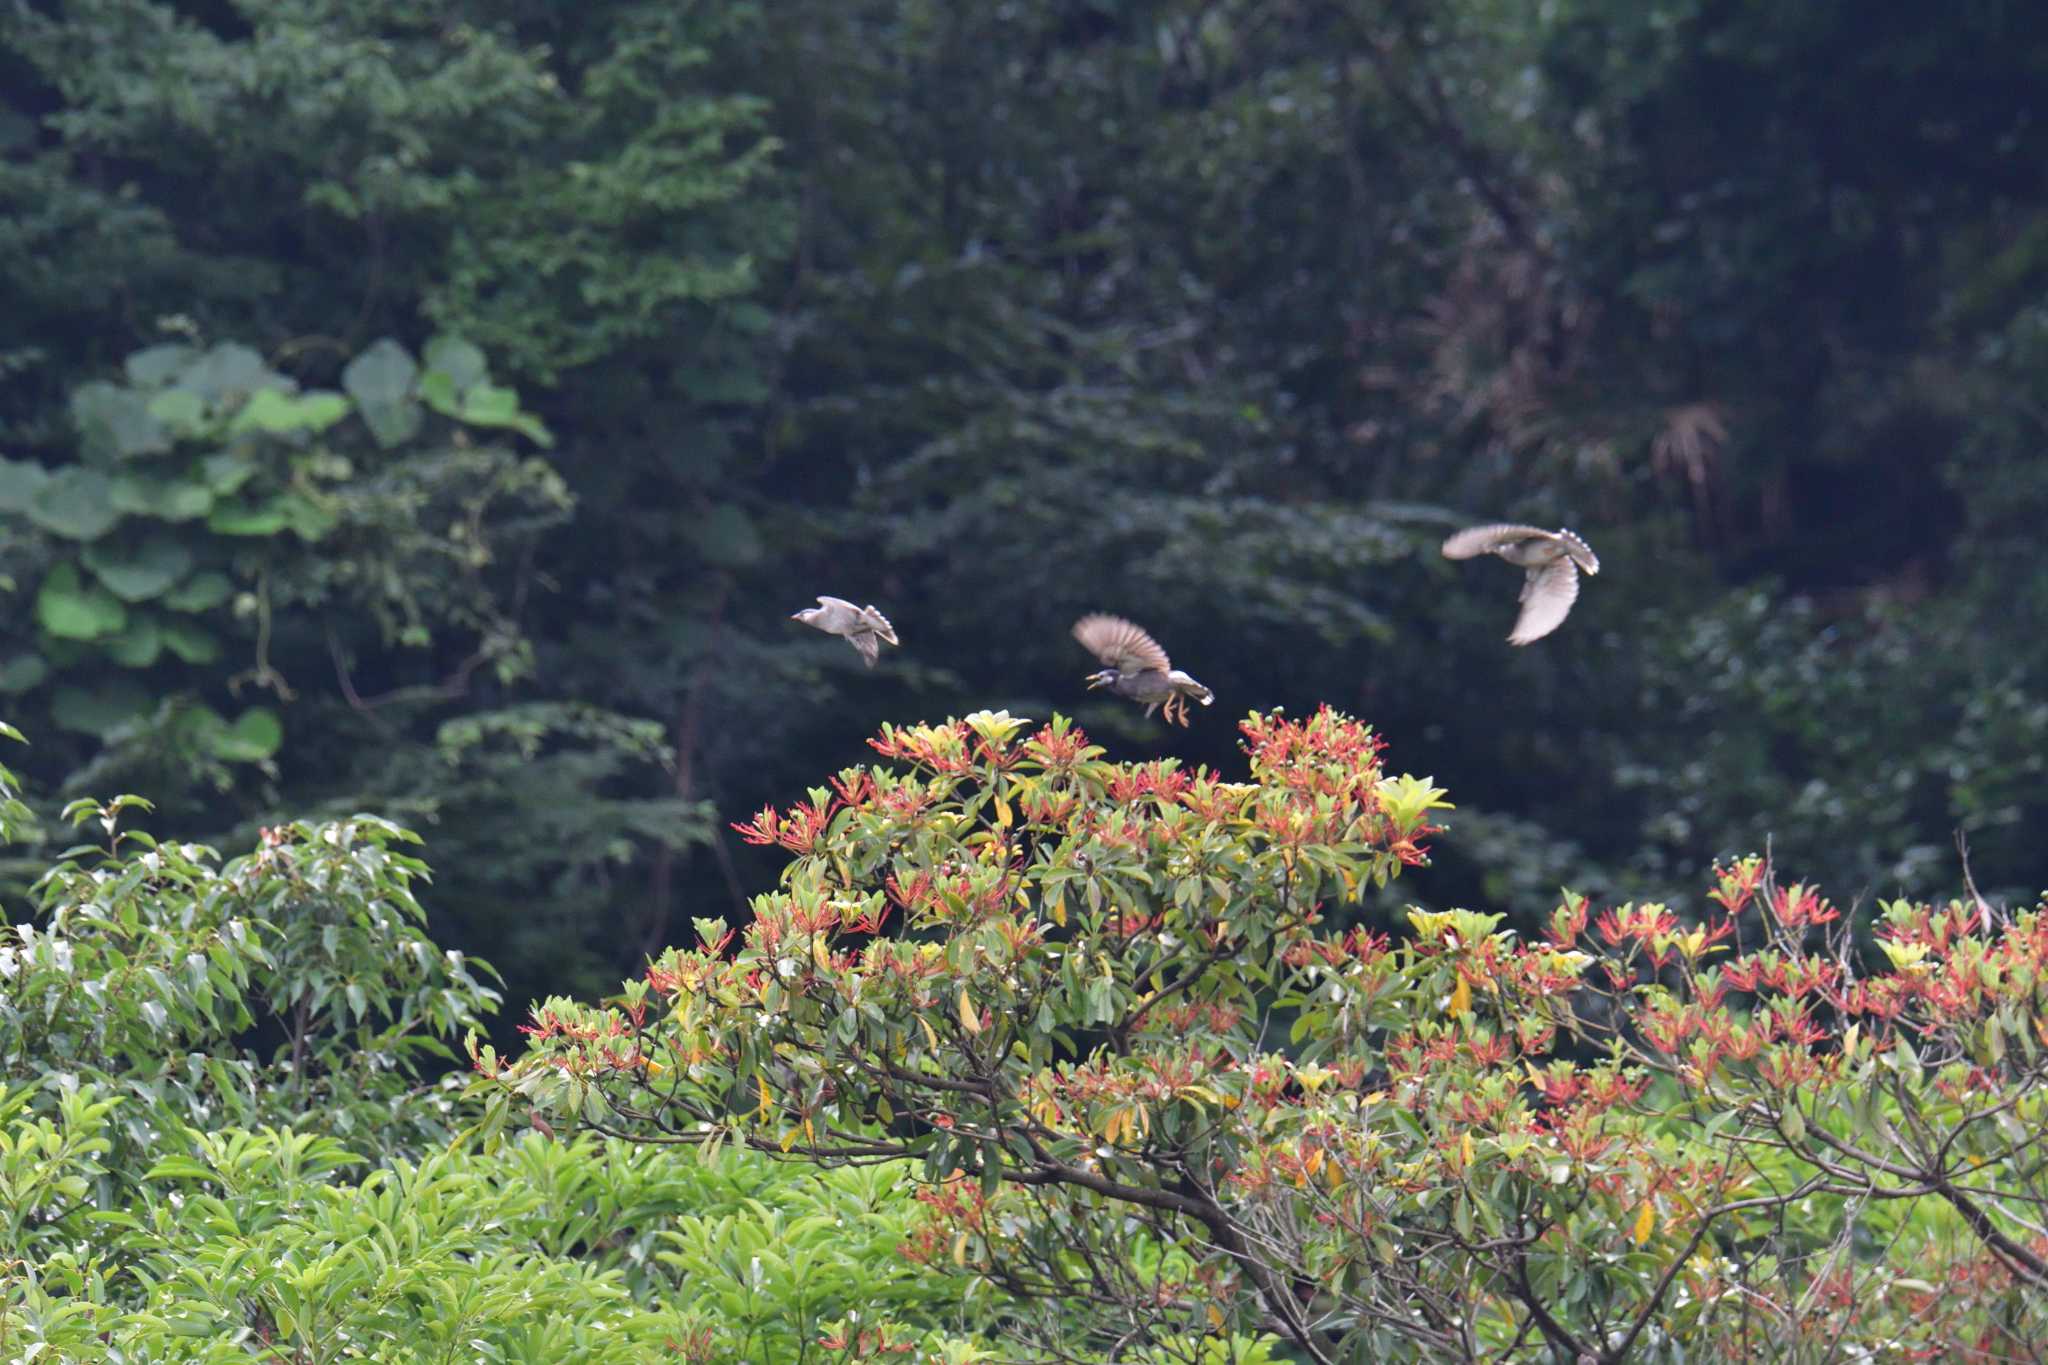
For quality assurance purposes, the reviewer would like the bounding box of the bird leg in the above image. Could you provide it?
[1164,693,1187,726]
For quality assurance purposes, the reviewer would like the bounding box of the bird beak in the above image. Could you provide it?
[789,611,806,621]
[1083,672,1107,689]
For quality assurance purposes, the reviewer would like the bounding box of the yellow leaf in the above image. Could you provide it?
[958,986,983,1035]
[643,1057,665,1074]
[952,1231,970,1267]
[919,1015,940,1051]
[756,1074,772,1121]
[1049,891,1067,927]
[995,794,1013,829]
[1632,1200,1656,1245]
[779,1126,799,1153]
[1207,1304,1225,1331]
[1459,1133,1474,1168]
[811,936,831,973]
[1450,975,1471,1017]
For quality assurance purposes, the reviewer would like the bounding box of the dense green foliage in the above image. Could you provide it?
[5,1,2044,1011]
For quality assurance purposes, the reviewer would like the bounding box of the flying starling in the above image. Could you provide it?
[1072,613,1214,726]
[791,596,898,667]
[1441,524,1600,646]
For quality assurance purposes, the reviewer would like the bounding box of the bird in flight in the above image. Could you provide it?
[1441,524,1600,645]
[791,596,899,667]
[1072,613,1214,725]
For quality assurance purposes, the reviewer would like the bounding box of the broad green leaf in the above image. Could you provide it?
[343,338,419,408]
[207,501,290,536]
[423,334,488,393]
[82,535,195,601]
[178,343,274,402]
[49,680,150,734]
[124,343,199,389]
[36,563,129,639]
[200,452,259,494]
[212,708,283,761]
[147,388,208,435]
[72,381,170,461]
[161,620,221,664]
[0,457,50,512]
[230,387,349,435]
[27,466,121,539]
[162,571,233,612]
[104,616,164,667]
[110,472,215,521]
[0,654,48,693]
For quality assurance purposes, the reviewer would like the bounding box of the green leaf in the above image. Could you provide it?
[279,493,339,541]
[0,457,50,513]
[36,563,129,639]
[72,381,171,461]
[104,616,163,667]
[146,388,208,436]
[0,654,48,693]
[27,466,121,539]
[82,535,195,602]
[178,343,274,402]
[200,452,260,494]
[162,571,233,612]
[212,708,283,762]
[124,343,199,390]
[230,388,352,436]
[110,472,214,521]
[423,334,488,393]
[160,619,221,664]
[206,501,290,537]
[343,339,419,405]
[49,680,150,735]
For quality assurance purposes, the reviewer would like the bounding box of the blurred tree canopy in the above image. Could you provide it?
[4,0,2045,1021]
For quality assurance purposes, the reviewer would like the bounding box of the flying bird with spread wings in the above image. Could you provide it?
[1441,524,1600,646]
[791,596,899,667]
[1072,613,1214,725]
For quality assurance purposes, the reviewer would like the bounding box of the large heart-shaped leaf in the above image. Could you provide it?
[0,655,49,693]
[37,564,129,639]
[104,616,164,668]
[124,343,199,390]
[72,381,171,461]
[50,680,151,735]
[212,707,283,762]
[27,466,120,539]
[160,620,221,664]
[0,457,50,513]
[162,571,233,613]
[423,334,488,394]
[110,472,214,521]
[178,343,276,402]
[82,535,195,601]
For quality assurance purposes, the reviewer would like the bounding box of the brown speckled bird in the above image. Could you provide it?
[791,596,898,667]
[1441,524,1600,646]
[1072,614,1214,726]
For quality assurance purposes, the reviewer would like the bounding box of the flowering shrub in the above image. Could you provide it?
[476,707,2048,1362]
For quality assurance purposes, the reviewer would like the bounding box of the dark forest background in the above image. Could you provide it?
[4,0,2045,1034]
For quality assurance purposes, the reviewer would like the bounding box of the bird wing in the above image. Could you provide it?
[1073,614,1171,673]
[849,630,881,668]
[860,604,898,645]
[1441,523,1557,560]
[816,595,858,612]
[1508,560,1581,645]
